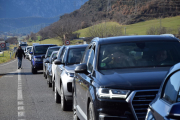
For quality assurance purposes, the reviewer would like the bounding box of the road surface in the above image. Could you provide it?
[0,59,73,120]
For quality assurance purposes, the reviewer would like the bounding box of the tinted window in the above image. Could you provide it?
[87,49,95,73]
[47,48,60,57]
[67,48,86,65]
[162,71,180,104]
[34,45,56,55]
[98,42,180,70]
[82,47,91,63]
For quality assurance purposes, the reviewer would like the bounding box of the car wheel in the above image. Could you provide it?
[55,86,61,103]
[31,66,37,74]
[48,77,52,87]
[61,84,68,111]
[73,92,79,120]
[52,81,55,91]
[88,102,95,120]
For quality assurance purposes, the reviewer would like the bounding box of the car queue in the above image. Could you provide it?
[26,35,180,120]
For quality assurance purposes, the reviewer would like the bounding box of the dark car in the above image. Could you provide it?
[73,35,180,120]
[45,51,58,87]
[146,62,180,120]
[54,44,88,111]
[30,44,57,74]
[43,46,61,78]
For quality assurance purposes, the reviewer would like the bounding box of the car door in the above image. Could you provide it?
[76,44,95,116]
[56,48,67,91]
[152,70,180,120]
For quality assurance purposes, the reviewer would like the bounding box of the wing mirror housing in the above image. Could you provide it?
[52,57,57,62]
[44,60,50,63]
[75,63,87,73]
[166,103,180,119]
[41,55,45,58]
[54,59,63,65]
[29,52,33,55]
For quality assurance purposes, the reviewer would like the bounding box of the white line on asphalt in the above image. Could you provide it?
[17,69,26,120]
[0,59,16,66]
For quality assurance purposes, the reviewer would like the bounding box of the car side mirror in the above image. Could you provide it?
[75,63,87,73]
[29,52,33,55]
[52,57,57,62]
[54,59,62,65]
[44,60,50,63]
[166,103,180,119]
[41,55,45,58]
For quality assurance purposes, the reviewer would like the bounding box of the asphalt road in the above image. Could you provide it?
[0,59,73,120]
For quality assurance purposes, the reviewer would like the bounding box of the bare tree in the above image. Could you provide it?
[51,20,80,45]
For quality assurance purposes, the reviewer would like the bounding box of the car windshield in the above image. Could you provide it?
[34,46,53,55]
[98,41,180,70]
[20,44,27,46]
[67,48,85,65]
[47,48,60,57]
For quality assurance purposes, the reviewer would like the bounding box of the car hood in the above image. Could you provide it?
[97,67,170,90]
[65,64,78,73]
[34,54,45,58]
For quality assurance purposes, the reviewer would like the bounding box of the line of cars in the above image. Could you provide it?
[29,35,180,120]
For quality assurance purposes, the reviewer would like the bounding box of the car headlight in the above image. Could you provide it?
[34,58,42,61]
[145,108,155,120]
[65,72,74,77]
[96,88,130,99]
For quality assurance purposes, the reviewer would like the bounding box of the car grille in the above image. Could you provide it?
[132,90,158,120]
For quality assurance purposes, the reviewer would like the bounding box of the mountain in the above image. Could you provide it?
[0,0,88,18]
[0,0,88,33]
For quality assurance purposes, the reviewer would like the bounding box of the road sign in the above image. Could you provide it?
[65,40,70,45]
[0,43,6,48]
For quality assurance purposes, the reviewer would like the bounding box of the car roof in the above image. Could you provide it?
[65,44,88,49]
[33,44,56,47]
[91,35,179,44]
[47,46,61,49]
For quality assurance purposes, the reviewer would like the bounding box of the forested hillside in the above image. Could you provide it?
[38,0,180,39]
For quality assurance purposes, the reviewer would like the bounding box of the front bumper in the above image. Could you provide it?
[97,99,134,120]
[95,89,158,120]
[33,62,43,70]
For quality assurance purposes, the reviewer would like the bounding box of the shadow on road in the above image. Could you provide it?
[0,72,43,76]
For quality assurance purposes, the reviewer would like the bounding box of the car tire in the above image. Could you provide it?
[88,102,95,120]
[55,86,61,103]
[61,84,68,111]
[52,81,55,91]
[73,91,79,120]
[48,77,52,87]
[31,66,37,74]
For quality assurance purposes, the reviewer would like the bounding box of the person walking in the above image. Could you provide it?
[15,46,25,69]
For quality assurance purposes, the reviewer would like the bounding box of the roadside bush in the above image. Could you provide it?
[147,26,174,35]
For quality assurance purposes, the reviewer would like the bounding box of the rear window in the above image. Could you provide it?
[67,48,86,65]
[47,48,60,57]
[98,41,180,70]
[34,45,56,55]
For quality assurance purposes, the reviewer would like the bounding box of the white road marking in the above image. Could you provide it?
[17,69,26,120]
[18,106,24,111]
[18,101,24,105]
[0,59,16,66]
[18,111,25,117]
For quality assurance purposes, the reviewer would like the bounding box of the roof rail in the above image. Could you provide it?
[161,34,175,38]
[92,37,100,41]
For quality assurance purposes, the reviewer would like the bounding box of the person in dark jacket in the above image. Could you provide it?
[15,46,25,69]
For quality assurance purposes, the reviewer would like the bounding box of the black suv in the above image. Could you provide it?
[146,62,180,120]
[73,35,180,120]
